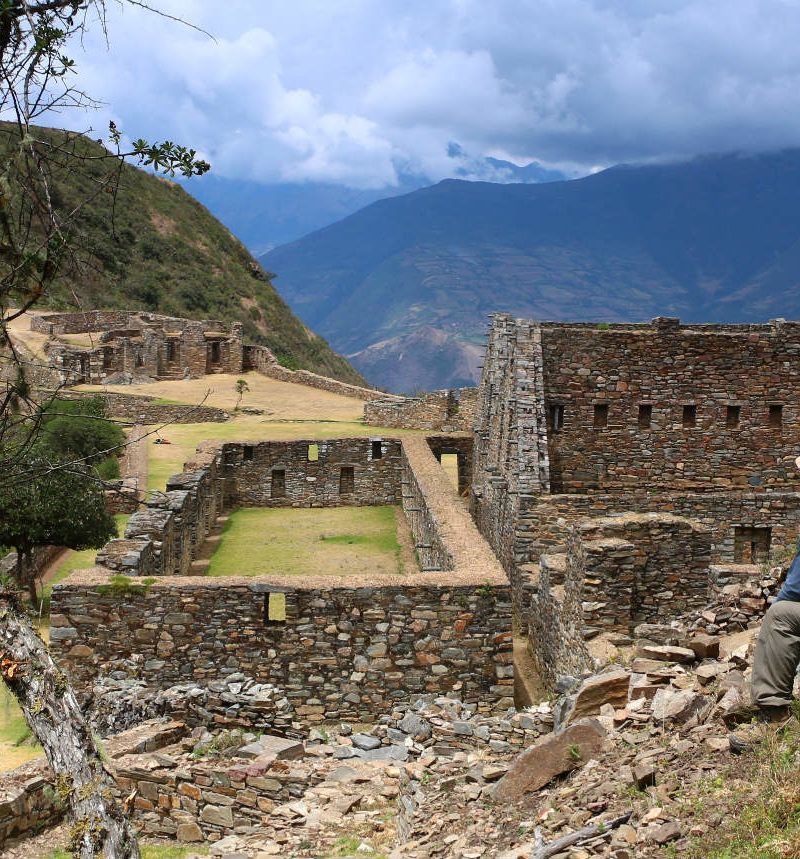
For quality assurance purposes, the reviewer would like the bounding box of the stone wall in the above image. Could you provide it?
[36,311,243,384]
[515,490,800,569]
[0,719,185,851]
[364,388,478,431]
[51,576,513,720]
[223,438,402,507]
[529,529,593,689]
[62,391,230,424]
[243,344,377,401]
[539,317,800,493]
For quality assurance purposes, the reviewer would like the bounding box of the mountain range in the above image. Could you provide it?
[9,125,365,386]
[185,155,566,255]
[261,149,800,392]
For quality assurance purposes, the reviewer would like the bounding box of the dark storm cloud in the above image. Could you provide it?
[73,0,800,185]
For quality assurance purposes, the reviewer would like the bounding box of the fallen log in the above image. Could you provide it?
[498,810,633,859]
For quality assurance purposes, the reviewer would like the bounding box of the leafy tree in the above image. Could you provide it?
[234,377,250,409]
[0,4,211,857]
[38,395,125,474]
[0,453,117,603]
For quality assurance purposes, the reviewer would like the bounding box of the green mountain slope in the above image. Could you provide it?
[4,125,365,386]
[263,149,800,391]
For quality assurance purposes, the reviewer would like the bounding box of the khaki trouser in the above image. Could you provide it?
[752,599,800,708]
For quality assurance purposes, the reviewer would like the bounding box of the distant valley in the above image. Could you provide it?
[261,150,800,392]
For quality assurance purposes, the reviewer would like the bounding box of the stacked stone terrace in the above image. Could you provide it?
[471,314,800,687]
[51,434,512,722]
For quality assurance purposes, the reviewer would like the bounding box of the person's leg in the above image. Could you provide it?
[751,600,800,709]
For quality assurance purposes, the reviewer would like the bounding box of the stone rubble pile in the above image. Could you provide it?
[90,674,296,737]
[684,575,778,636]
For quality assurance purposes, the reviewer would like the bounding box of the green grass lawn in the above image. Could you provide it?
[207,506,405,578]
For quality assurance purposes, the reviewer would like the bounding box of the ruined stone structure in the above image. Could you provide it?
[51,434,512,720]
[472,314,800,687]
[35,310,244,383]
[364,387,478,432]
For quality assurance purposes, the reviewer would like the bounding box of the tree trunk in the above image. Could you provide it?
[0,592,140,859]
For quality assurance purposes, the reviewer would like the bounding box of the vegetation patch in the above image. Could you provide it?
[676,718,800,858]
[207,506,404,578]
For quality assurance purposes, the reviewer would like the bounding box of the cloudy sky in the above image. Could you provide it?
[70,0,800,188]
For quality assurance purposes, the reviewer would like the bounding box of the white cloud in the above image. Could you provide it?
[54,0,800,186]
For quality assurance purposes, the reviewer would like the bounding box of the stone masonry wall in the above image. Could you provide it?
[515,490,800,569]
[36,310,243,384]
[243,344,377,401]
[67,391,230,424]
[51,577,514,720]
[223,438,402,507]
[539,317,800,493]
[529,529,593,689]
[364,388,478,432]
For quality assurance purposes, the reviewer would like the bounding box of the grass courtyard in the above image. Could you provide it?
[207,506,408,578]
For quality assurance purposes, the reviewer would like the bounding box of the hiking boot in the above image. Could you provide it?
[728,705,792,754]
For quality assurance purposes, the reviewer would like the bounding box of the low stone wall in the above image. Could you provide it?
[113,747,324,842]
[0,545,62,582]
[68,391,230,424]
[244,344,377,401]
[0,719,185,851]
[224,438,402,507]
[577,513,712,628]
[51,575,514,720]
[364,388,478,431]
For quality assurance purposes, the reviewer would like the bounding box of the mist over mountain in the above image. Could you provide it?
[262,149,800,392]
[185,156,567,255]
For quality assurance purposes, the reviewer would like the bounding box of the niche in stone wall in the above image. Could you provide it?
[271,468,286,498]
[339,466,355,494]
[734,525,772,563]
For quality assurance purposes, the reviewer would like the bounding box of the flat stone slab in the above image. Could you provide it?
[493,719,607,802]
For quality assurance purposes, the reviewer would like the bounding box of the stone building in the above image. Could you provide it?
[471,314,800,684]
[34,310,243,383]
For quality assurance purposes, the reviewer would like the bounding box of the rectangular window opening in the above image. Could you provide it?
[263,592,286,624]
[726,405,741,428]
[339,465,355,495]
[371,440,383,459]
[638,404,653,429]
[271,468,286,498]
[769,404,784,428]
[307,443,319,462]
[593,403,609,428]
[682,404,696,427]
[548,403,565,433]
[243,445,254,462]
[734,526,772,563]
